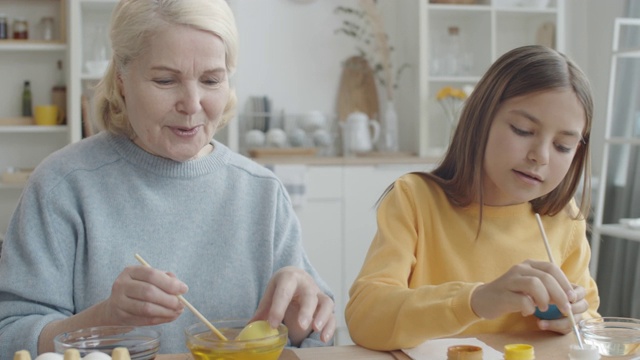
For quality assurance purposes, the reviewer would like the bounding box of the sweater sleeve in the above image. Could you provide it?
[0,178,76,358]
[345,178,482,351]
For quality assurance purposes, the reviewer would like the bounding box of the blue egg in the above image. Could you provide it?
[534,304,564,320]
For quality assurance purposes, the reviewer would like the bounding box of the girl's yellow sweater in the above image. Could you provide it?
[345,173,600,350]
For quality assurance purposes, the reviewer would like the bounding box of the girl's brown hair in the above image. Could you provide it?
[383,45,593,223]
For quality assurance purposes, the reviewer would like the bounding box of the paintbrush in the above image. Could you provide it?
[534,213,584,349]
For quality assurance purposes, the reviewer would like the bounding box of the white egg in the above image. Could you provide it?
[82,352,112,360]
[312,129,333,147]
[288,128,307,147]
[266,128,288,148]
[244,129,266,148]
[34,353,63,360]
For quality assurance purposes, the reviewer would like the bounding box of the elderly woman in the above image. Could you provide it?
[0,0,335,357]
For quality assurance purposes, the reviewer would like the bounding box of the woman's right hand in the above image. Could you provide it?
[470,259,576,320]
[101,265,188,325]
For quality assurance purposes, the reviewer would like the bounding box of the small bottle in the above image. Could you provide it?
[40,16,54,41]
[52,60,67,124]
[443,26,462,76]
[0,14,8,40]
[504,344,535,360]
[13,17,28,39]
[22,81,33,117]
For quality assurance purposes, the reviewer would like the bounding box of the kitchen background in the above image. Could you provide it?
[0,0,638,345]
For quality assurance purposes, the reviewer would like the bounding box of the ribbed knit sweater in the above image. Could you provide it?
[0,132,332,357]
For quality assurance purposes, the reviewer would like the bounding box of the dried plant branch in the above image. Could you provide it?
[358,0,393,101]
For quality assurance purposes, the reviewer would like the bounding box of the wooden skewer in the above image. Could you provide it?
[534,213,584,349]
[134,253,228,341]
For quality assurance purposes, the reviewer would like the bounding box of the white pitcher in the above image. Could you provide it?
[341,112,380,155]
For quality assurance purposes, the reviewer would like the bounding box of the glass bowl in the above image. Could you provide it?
[579,317,640,357]
[185,319,287,360]
[53,326,160,360]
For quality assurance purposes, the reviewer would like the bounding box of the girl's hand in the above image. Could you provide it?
[538,284,589,334]
[470,260,576,320]
[101,265,188,325]
[251,266,336,346]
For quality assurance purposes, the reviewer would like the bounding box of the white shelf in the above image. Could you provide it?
[0,42,66,52]
[605,137,640,145]
[427,4,491,12]
[429,76,483,83]
[615,48,640,58]
[404,0,565,156]
[0,125,68,134]
[595,224,640,242]
[589,17,640,278]
[494,7,558,14]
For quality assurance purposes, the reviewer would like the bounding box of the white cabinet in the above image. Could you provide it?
[294,166,345,343]
[588,18,640,278]
[281,163,431,345]
[341,163,434,345]
[392,0,566,156]
[0,0,69,232]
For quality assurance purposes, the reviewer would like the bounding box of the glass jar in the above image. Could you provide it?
[13,17,28,39]
[40,16,54,41]
[0,14,8,40]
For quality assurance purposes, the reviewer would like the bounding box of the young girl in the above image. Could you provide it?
[345,45,600,351]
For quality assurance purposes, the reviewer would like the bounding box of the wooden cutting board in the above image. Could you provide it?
[336,55,380,122]
[535,22,556,49]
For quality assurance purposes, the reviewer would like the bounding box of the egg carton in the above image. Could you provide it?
[14,348,131,360]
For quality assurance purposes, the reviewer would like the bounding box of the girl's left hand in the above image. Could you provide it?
[251,266,336,346]
[537,284,589,334]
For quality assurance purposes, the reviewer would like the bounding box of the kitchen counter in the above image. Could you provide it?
[251,154,441,166]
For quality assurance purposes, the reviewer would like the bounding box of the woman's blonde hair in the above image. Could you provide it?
[93,0,239,137]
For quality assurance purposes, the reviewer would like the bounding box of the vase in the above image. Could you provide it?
[377,100,399,152]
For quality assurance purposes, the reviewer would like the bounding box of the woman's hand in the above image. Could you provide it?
[538,284,588,334]
[470,260,576,320]
[100,265,188,325]
[251,266,336,346]
[38,265,188,353]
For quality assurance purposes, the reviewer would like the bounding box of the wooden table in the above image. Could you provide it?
[157,331,639,359]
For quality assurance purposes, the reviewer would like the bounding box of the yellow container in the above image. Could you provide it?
[34,104,58,126]
[447,345,483,359]
[504,344,535,360]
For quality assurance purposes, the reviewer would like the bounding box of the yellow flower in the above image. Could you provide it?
[436,86,467,101]
[436,86,467,136]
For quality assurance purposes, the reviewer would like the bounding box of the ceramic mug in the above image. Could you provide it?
[34,105,59,126]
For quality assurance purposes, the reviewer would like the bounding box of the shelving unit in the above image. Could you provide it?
[0,0,69,232]
[588,17,640,278]
[392,0,565,156]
